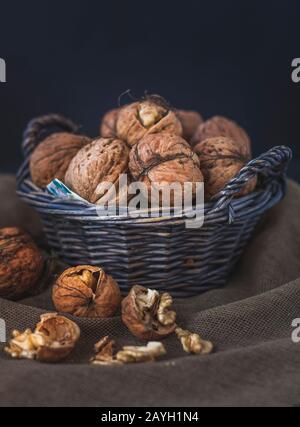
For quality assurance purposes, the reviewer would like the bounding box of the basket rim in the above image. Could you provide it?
[17,144,291,225]
[17,177,284,225]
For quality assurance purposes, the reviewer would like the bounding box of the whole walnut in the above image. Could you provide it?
[176,109,203,142]
[0,227,44,300]
[129,133,203,203]
[122,285,177,341]
[100,108,120,138]
[194,136,257,200]
[52,265,121,318]
[29,132,91,188]
[191,115,251,154]
[65,137,130,204]
[116,96,182,146]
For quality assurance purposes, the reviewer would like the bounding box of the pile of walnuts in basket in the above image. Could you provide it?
[29,94,256,202]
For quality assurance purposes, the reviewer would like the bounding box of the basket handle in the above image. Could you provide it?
[209,145,292,213]
[22,114,79,158]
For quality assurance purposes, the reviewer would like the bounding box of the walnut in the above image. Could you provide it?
[0,227,44,300]
[90,336,121,365]
[191,115,251,153]
[129,133,203,203]
[121,285,176,341]
[176,109,203,142]
[116,96,182,146]
[29,132,91,188]
[91,336,166,365]
[100,108,120,138]
[175,327,213,355]
[4,313,80,362]
[116,342,166,363]
[65,138,130,204]
[194,137,257,200]
[52,265,121,318]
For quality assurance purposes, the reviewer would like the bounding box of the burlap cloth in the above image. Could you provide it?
[0,174,300,407]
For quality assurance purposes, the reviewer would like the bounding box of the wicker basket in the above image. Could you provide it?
[16,114,292,297]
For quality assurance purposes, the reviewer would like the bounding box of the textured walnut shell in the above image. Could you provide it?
[100,108,120,138]
[29,133,91,188]
[116,99,182,146]
[0,227,44,300]
[65,138,130,204]
[122,285,176,341]
[129,133,203,201]
[34,313,80,362]
[191,116,251,154]
[176,110,203,142]
[52,265,121,318]
[194,136,257,200]
[5,313,80,363]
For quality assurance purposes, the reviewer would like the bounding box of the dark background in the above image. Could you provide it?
[0,0,299,179]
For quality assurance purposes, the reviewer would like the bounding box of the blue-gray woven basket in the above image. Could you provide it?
[16,114,292,297]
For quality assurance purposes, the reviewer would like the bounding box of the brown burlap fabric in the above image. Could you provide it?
[0,174,300,407]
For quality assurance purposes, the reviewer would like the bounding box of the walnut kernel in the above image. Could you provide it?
[116,342,166,363]
[175,327,213,355]
[122,285,177,341]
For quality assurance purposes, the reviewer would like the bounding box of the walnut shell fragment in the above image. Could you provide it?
[30,132,91,188]
[192,115,251,154]
[121,285,177,341]
[90,336,121,365]
[176,109,203,142]
[0,227,44,300]
[175,327,213,355]
[116,96,182,146]
[4,313,80,362]
[100,108,120,138]
[129,133,203,203]
[52,265,121,318]
[194,136,257,200]
[65,138,130,204]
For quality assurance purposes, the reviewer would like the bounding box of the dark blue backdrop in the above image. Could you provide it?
[0,0,299,179]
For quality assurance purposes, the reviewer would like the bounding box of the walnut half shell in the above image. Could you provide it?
[52,265,121,318]
[121,285,177,341]
[5,313,80,363]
